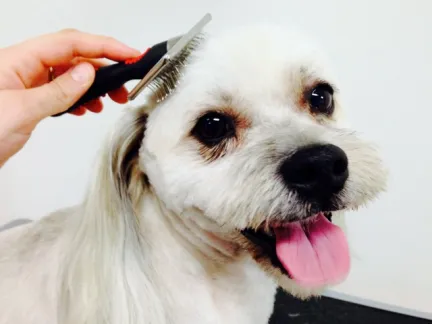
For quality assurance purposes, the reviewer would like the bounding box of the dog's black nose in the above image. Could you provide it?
[279,144,349,201]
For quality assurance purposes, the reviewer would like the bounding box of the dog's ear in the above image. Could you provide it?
[86,106,149,216]
[58,106,152,324]
[106,107,149,212]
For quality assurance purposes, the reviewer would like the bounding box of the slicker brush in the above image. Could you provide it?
[52,13,212,117]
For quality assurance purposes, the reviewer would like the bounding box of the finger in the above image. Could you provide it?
[25,29,140,66]
[84,98,103,113]
[7,29,140,88]
[52,57,109,76]
[24,62,95,119]
[69,106,87,116]
[107,86,129,104]
[31,57,109,87]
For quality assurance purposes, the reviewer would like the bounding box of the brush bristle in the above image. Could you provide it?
[146,34,205,103]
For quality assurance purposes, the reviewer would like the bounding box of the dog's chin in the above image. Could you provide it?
[239,210,350,299]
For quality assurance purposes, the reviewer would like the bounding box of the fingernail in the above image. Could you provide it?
[71,63,93,83]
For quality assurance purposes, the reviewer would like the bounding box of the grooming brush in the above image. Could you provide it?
[52,13,212,117]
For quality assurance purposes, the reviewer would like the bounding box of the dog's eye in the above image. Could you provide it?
[192,112,235,146]
[308,84,334,115]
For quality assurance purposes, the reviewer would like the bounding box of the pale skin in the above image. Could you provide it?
[0,28,141,167]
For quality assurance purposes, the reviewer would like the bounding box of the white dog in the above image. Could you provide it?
[0,24,387,324]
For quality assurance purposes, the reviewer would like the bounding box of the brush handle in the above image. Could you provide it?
[51,40,168,117]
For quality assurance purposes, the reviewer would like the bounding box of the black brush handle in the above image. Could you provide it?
[52,40,169,117]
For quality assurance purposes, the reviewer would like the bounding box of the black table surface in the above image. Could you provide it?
[270,288,430,324]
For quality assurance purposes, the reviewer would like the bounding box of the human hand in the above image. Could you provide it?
[0,29,141,167]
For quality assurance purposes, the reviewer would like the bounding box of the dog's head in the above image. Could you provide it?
[107,25,387,298]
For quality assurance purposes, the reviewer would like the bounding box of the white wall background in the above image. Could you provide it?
[0,0,431,320]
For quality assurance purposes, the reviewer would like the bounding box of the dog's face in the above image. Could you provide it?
[137,25,387,297]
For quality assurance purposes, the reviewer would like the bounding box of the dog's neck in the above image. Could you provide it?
[60,174,276,324]
[138,190,243,270]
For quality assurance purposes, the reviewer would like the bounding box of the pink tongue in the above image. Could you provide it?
[274,213,350,288]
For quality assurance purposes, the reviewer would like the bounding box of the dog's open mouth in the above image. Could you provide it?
[241,212,350,289]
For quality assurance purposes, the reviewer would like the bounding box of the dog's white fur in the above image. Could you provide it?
[0,25,387,324]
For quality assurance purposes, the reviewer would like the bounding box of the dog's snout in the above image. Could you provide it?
[279,144,349,201]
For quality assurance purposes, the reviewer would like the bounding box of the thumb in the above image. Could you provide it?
[27,62,95,118]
